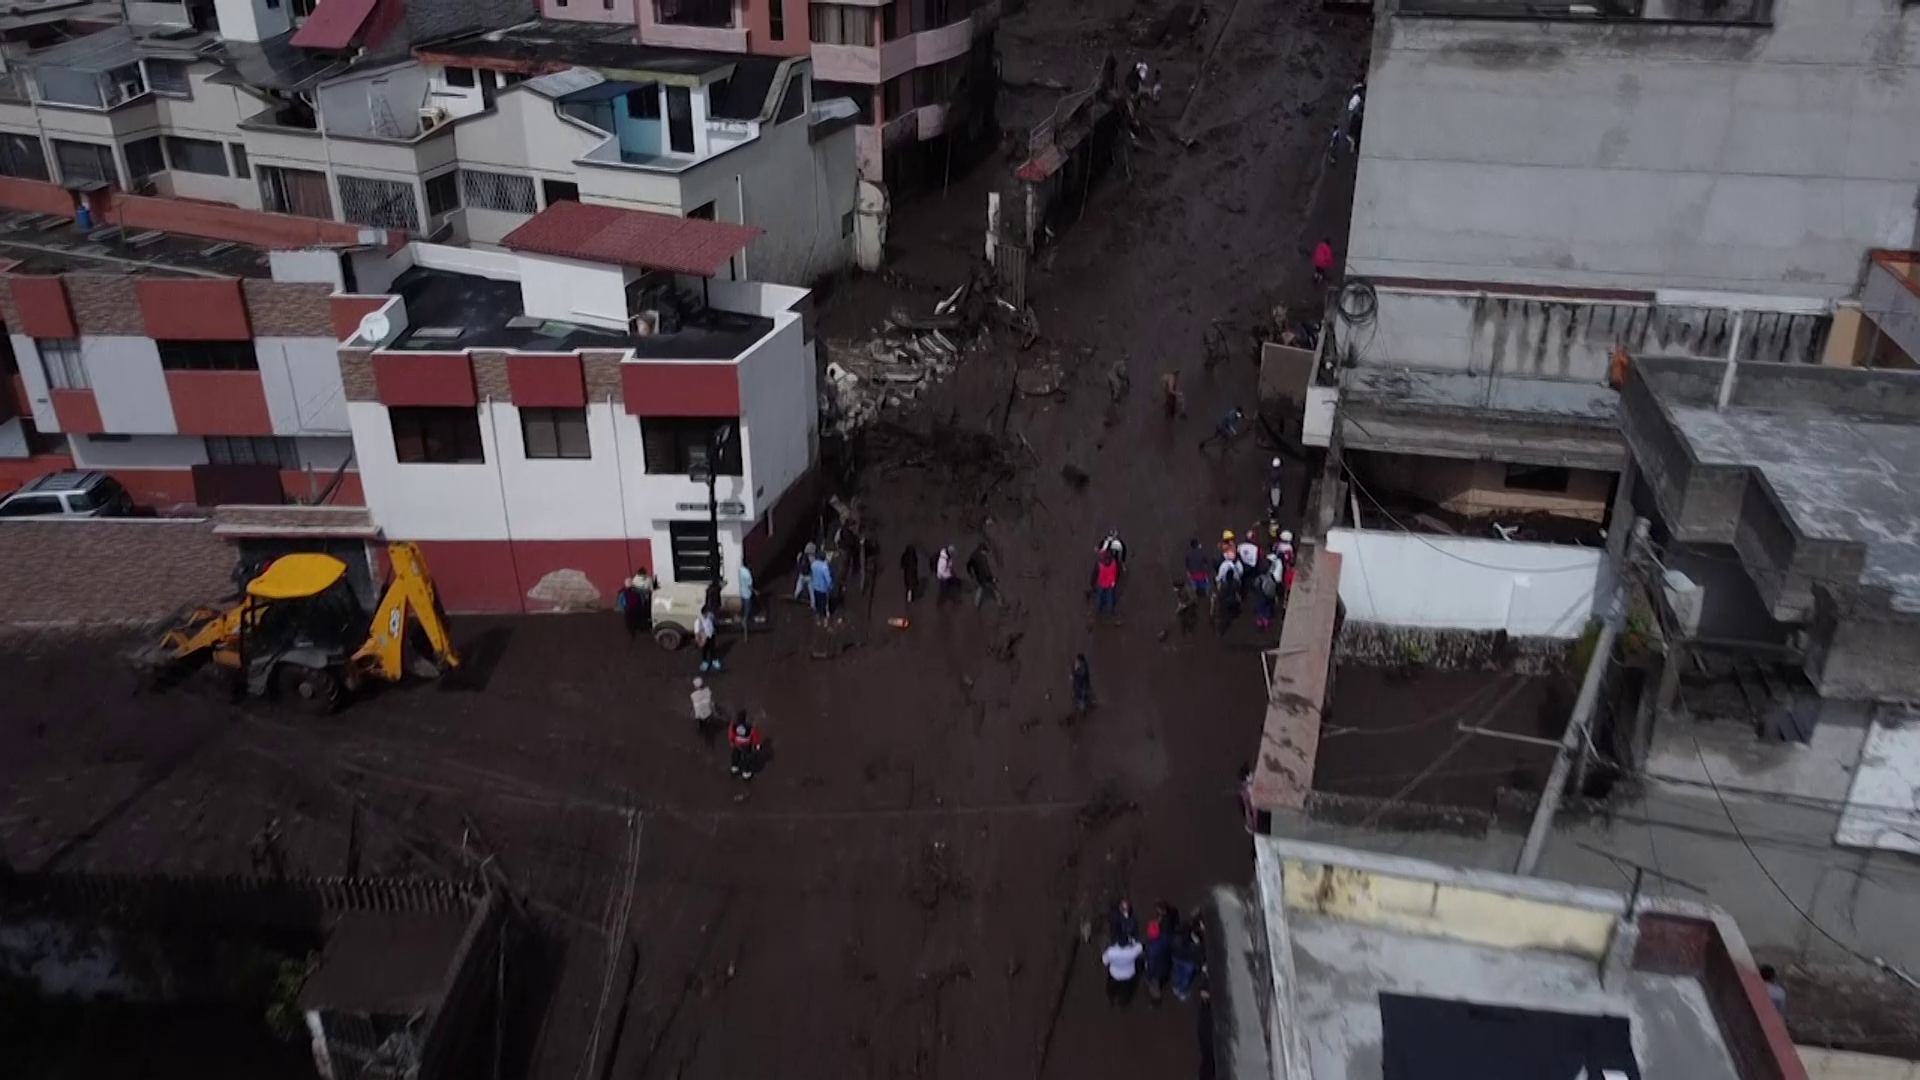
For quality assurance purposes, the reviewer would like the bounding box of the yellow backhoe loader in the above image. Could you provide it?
[134,541,460,712]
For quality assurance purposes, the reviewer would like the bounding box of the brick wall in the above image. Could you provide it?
[242,280,333,338]
[583,351,624,402]
[339,349,376,401]
[471,351,510,400]
[62,275,144,336]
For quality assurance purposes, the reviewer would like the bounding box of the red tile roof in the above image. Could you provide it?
[290,0,379,50]
[500,201,763,278]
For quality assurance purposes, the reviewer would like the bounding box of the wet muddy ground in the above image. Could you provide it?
[0,0,1374,1075]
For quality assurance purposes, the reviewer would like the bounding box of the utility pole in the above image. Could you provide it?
[1516,517,1642,876]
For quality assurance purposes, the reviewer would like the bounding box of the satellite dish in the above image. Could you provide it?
[356,310,391,344]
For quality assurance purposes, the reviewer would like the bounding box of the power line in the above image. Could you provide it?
[1689,734,1883,971]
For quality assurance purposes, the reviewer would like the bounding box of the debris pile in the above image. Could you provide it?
[822,270,1038,434]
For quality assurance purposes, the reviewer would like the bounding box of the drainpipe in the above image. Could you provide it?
[1715,309,1745,409]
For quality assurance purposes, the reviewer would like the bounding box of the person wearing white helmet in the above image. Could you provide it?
[689,675,715,735]
[1267,456,1285,516]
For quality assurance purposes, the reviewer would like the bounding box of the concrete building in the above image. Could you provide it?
[0,175,382,512]
[1214,836,1804,1080]
[1312,0,1920,530]
[0,3,859,285]
[334,198,818,612]
[538,0,1000,197]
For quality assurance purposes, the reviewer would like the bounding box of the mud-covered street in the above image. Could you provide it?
[0,0,1371,1075]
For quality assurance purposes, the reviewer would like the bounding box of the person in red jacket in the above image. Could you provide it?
[1312,238,1336,288]
[728,712,764,781]
[1093,551,1122,621]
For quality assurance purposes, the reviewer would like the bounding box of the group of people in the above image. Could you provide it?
[1180,521,1297,633]
[1100,899,1209,1008]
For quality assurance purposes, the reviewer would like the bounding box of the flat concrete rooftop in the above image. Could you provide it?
[1252,838,1800,1080]
[0,210,273,277]
[1667,404,1920,613]
[1290,911,1737,1080]
[388,266,773,359]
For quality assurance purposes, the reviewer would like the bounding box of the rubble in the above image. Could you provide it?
[821,268,1040,435]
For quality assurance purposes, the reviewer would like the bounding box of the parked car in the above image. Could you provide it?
[0,470,135,518]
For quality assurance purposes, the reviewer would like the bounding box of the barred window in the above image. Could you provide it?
[52,140,115,186]
[206,436,299,468]
[144,59,191,97]
[337,173,420,232]
[460,168,537,214]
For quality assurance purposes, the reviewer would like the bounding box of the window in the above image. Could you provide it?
[102,63,146,107]
[1503,464,1572,494]
[842,210,853,237]
[520,407,591,459]
[669,520,717,582]
[769,0,784,39]
[0,494,64,517]
[641,417,739,476]
[425,170,460,216]
[0,132,47,181]
[259,165,333,219]
[67,476,126,512]
[654,0,733,28]
[391,407,485,464]
[52,140,116,186]
[445,66,475,88]
[666,85,694,154]
[205,435,299,468]
[460,168,537,214]
[164,135,229,176]
[337,173,420,231]
[625,85,660,118]
[541,178,578,207]
[158,341,258,371]
[124,136,164,184]
[774,71,805,123]
[36,338,86,389]
[144,59,191,97]
[882,0,898,37]
[687,201,715,220]
[228,143,249,179]
[503,71,529,86]
[291,0,317,17]
[810,4,874,44]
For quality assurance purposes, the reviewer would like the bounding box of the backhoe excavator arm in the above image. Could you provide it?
[352,541,460,681]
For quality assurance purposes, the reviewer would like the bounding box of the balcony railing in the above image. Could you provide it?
[1396,0,1770,22]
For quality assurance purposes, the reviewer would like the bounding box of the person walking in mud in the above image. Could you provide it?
[809,548,836,625]
[1161,370,1184,418]
[1197,406,1245,455]
[793,542,818,604]
[1093,550,1121,622]
[1102,929,1145,1009]
[966,543,1000,608]
[728,710,763,781]
[1072,653,1093,714]
[900,541,923,605]
[690,676,717,741]
[694,605,721,672]
[1144,902,1179,1005]
[1267,456,1286,519]
[935,544,960,606]
[737,560,756,637]
[1172,919,1206,1002]
[1313,238,1337,289]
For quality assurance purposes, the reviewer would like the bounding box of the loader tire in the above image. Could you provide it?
[278,664,342,715]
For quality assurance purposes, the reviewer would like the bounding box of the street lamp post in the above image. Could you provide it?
[689,424,734,610]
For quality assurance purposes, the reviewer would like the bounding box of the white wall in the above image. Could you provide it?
[1325,527,1607,639]
[517,253,628,329]
[348,400,510,540]
[12,336,57,432]
[83,337,174,434]
[736,314,812,515]
[0,417,29,458]
[484,400,626,540]
[257,337,351,434]
[269,250,346,287]
[410,241,520,280]
[68,433,207,468]
[212,0,288,43]
[319,64,431,140]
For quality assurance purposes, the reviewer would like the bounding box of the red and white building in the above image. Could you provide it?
[0,179,820,613]
[333,199,819,612]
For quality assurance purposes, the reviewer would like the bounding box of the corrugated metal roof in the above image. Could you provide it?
[501,201,762,278]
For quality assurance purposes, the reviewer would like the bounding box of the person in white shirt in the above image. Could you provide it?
[935,545,960,606]
[689,676,715,734]
[1102,933,1145,1008]
[1236,538,1260,571]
